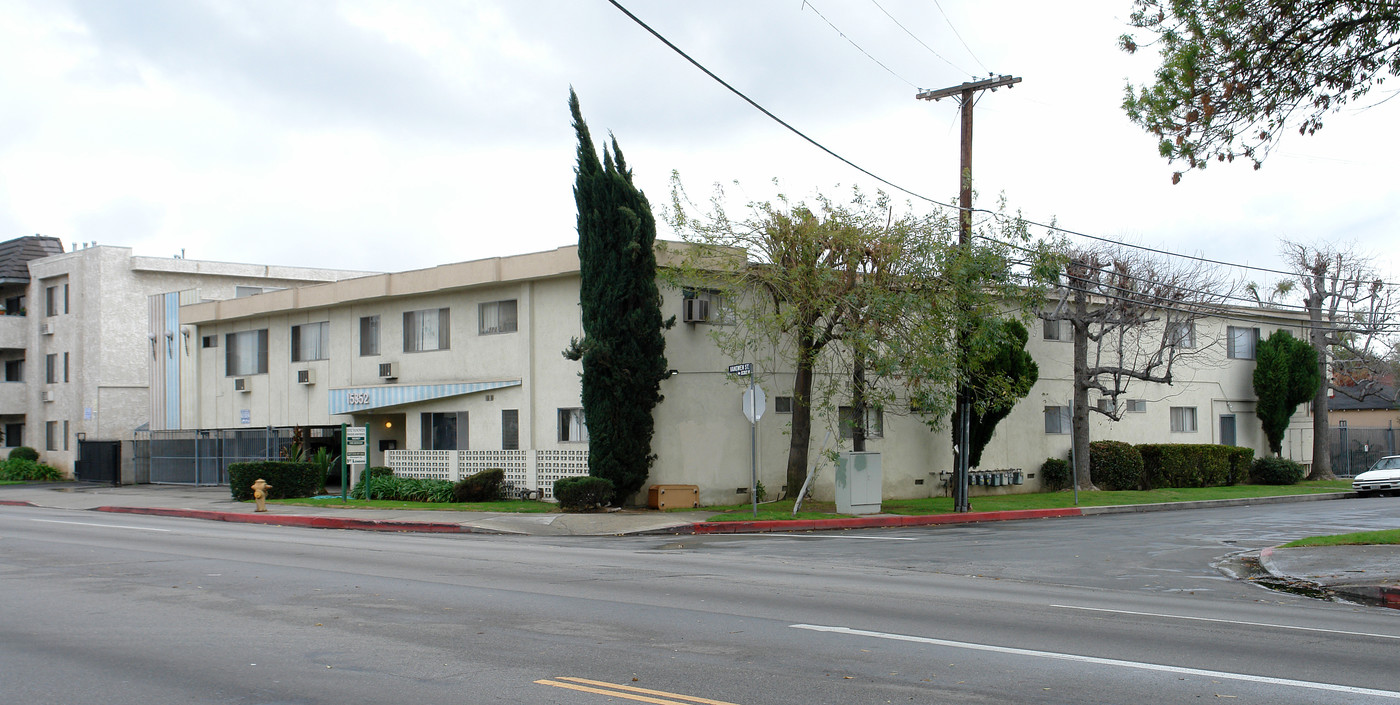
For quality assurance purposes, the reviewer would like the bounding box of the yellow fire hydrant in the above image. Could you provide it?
[251,478,272,512]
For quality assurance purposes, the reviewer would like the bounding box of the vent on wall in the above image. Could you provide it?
[41,390,54,403]
[297,369,314,385]
[40,322,54,336]
[234,377,249,392]
[682,298,710,323]
[378,361,398,379]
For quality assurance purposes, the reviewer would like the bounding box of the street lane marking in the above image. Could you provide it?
[30,519,171,532]
[728,534,915,540]
[791,623,1400,700]
[1051,604,1400,641]
[535,677,741,705]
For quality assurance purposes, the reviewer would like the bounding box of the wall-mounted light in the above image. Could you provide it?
[384,420,393,429]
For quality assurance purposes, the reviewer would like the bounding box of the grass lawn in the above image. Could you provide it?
[269,497,558,513]
[1283,528,1400,547]
[0,480,25,486]
[703,480,1352,522]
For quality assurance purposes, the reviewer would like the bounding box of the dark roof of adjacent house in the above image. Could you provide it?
[0,235,65,283]
[1330,383,1399,411]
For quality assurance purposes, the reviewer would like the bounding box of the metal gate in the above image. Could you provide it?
[74,440,122,485]
[1330,425,1397,477]
[132,426,341,485]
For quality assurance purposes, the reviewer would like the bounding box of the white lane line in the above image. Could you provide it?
[1051,604,1400,641]
[791,623,1400,700]
[31,518,172,532]
[727,534,916,541]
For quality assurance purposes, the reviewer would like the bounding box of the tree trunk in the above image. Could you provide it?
[1070,275,1095,491]
[1306,289,1335,480]
[852,353,866,453]
[785,335,817,496]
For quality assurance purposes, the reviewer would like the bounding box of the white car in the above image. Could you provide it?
[1353,456,1400,496]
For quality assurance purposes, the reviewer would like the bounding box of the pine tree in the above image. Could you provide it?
[563,90,673,503]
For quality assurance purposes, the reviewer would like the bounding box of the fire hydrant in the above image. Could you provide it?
[251,478,272,512]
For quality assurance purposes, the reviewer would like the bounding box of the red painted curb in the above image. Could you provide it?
[95,506,469,533]
[0,499,37,507]
[688,507,1084,534]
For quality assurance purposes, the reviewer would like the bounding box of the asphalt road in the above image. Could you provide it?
[3,498,1399,705]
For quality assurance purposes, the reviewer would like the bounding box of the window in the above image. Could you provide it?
[63,352,69,383]
[45,286,58,317]
[1168,321,1195,348]
[1043,318,1063,341]
[45,421,59,451]
[1126,399,1147,413]
[225,329,269,376]
[1044,406,1071,434]
[63,420,69,451]
[45,354,57,384]
[4,359,22,382]
[838,406,884,439]
[4,423,22,447]
[64,284,69,314]
[421,411,465,450]
[202,335,217,348]
[775,396,793,414]
[558,408,588,443]
[4,295,23,316]
[1096,397,1117,414]
[291,321,329,362]
[404,308,450,352]
[1227,326,1260,359]
[1170,406,1198,433]
[683,289,732,324]
[359,316,380,356]
[479,300,518,334]
[501,409,519,450]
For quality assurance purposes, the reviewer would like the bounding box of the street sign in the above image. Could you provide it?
[742,385,766,423]
[345,425,368,465]
[727,362,752,376]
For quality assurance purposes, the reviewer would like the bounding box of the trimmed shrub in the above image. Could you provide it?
[1251,457,1305,485]
[555,475,614,512]
[0,458,62,482]
[1137,444,1238,489]
[8,446,39,462]
[1040,457,1071,491]
[1226,447,1255,486]
[453,468,505,502]
[228,461,323,501]
[1089,440,1144,491]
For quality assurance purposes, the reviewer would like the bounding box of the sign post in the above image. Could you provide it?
[731,363,764,517]
[345,424,368,501]
[339,423,348,502]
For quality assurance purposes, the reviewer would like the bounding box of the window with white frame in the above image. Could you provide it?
[774,396,793,414]
[1170,406,1198,432]
[1096,397,1117,414]
[202,335,217,349]
[1168,321,1195,348]
[1226,326,1260,359]
[291,321,329,362]
[225,329,269,376]
[1043,317,1064,341]
[359,316,379,356]
[683,289,732,324]
[478,300,518,334]
[558,408,588,443]
[1127,399,1147,413]
[1044,405,1071,434]
[838,406,884,439]
[404,308,450,352]
[421,411,465,450]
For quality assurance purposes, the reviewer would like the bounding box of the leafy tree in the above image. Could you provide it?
[1043,247,1229,490]
[1120,0,1400,181]
[951,318,1039,469]
[563,90,673,503]
[1252,329,1321,455]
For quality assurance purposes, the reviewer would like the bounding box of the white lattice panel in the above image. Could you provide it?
[386,449,457,482]
[461,450,529,490]
[537,449,589,500]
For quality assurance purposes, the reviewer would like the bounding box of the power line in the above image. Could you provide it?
[865,0,973,78]
[800,0,919,89]
[603,0,1400,291]
[928,0,988,73]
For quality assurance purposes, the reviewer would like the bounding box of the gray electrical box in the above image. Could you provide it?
[835,452,882,515]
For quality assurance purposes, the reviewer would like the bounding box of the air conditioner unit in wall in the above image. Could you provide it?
[234,377,250,392]
[297,369,314,385]
[40,390,54,402]
[40,322,54,336]
[378,361,398,379]
[682,298,710,323]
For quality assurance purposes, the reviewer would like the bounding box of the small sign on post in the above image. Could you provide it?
[345,426,368,465]
[727,362,752,377]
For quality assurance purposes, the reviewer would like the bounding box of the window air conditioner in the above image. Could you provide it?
[378,361,398,379]
[234,377,250,392]
[297,369,314,385]
[682,298,710,323]
[41,390,54,402]
[40,322,54,336]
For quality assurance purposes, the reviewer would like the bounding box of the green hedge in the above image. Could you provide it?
[1251,457,1305,485]
[1089,441,1144,491]
[1136,444,1256,488]
[8,446,39,462]
[453,468,505,502]
[555,476,614,512]
[228,461,323,501]
[1040,457,1071,491]
[0,457,62,482]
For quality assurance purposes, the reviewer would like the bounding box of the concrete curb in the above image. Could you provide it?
[1080,492,1354,516]
[0,499,37,507]
[94,506,481,534]
[680,507,1085,534]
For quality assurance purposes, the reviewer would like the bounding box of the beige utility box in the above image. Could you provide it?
[647,484,699,510]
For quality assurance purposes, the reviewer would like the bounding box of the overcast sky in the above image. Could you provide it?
[1,0,1395,286]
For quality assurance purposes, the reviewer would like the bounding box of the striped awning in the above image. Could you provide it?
[328,380,521,415]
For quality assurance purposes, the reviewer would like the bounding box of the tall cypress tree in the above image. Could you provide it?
[1253,329,1320,455]
[951,318,1039,469]
[564,89,672,503]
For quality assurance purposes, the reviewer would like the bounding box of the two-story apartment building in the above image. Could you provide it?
[167,244,1313,505]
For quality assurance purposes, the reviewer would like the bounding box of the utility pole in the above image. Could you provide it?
[917,74,1021,513]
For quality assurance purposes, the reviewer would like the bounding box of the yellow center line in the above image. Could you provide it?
[535,677,744,705]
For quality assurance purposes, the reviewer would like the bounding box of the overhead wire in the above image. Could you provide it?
[927,0,988,73]
[603,0,1400,293]
[865,0,974,77]
[800,0,920,89]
